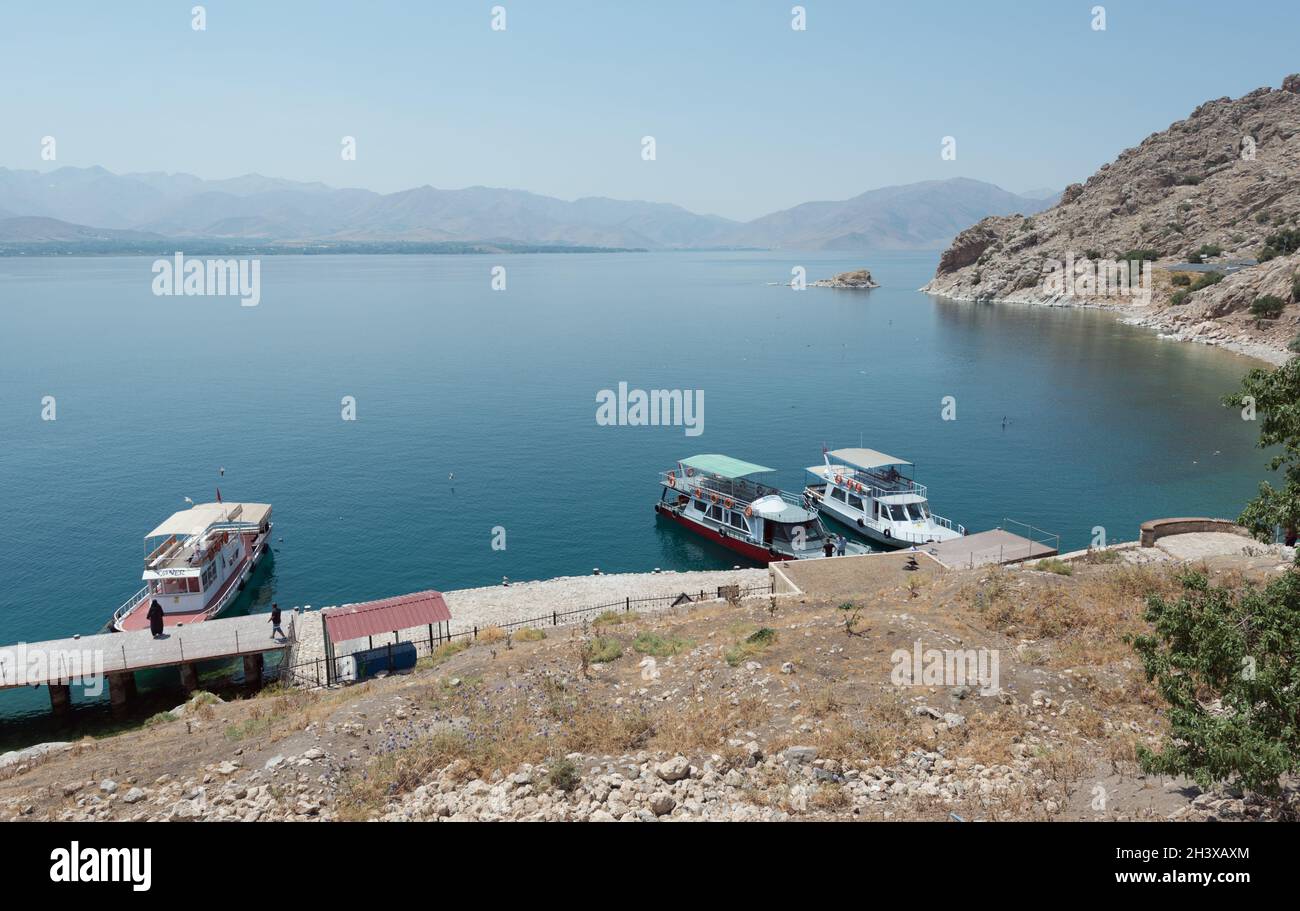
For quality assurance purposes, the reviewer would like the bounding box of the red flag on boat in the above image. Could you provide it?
[216,487,222,503]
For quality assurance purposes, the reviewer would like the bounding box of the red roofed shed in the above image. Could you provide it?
[320,590,452,684]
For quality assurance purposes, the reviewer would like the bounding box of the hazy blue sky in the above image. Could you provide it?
[2,0,1297,220]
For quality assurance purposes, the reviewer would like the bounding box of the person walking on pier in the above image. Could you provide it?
[269,602,284,640]
[146,599,165,639]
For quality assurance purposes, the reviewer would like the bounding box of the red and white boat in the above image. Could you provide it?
[655,454,868,564]
[110,501,273,632]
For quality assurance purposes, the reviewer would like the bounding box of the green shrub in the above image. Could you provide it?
[1251,295,1286,319]
[585,636,623,663]
[1192,243,1223,263]
[515,627,546,642]
[1170,273,1192,287]
[1132,570,1300,794]
[1171,290,1190,306]
[1291,274,1300,303]
[1190,271,1225,292]
[1035,558,1074,576]
[547,758,581,792]
[724,627,778,666]
[1118,248,1160,263]
[1265,228,1300,256]
[633,632,691,657]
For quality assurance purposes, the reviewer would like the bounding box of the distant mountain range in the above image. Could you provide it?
[0,166,1057,252]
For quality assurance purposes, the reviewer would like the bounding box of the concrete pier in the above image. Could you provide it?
[108,672,136,717]
[179,663,198,693]
[49,683,72,717]
[0,612,294,721]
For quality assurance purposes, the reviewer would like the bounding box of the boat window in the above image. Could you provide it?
[848,494,864,510]
[889,504,908,522]
[709,505,724,521]
[694,500,707,512]
[728,512,750,533]
[830,487,847,502]
[920,503,931,518]
[907,504,925,521]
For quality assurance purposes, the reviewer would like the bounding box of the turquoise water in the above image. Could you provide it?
[0,251,1271,724]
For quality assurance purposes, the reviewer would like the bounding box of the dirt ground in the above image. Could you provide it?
[2,548,1295,822]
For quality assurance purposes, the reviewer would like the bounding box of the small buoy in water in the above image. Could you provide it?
[653,567,661,574]
[593,567,601,575]
[219,467,225,476]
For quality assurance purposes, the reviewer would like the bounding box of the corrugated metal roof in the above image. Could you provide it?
[323,590,451,643]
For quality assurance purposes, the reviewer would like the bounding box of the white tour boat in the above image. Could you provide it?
[656,454,869,564]
[805,448,964,548]
[110,500,273,632]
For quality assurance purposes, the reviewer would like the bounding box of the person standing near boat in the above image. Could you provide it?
[146,599,165,639]
[269,602,284,639]
[822,537,835,558]
[835,534,847,557]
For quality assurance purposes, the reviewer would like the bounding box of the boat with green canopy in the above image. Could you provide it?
[655,454,868,564]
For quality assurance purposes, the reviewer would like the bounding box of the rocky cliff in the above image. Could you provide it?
[923,75,1300,364]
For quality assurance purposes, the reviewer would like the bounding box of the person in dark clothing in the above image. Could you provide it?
[146,599,165,639]
[269,602,284,639]
[822,537,835,558]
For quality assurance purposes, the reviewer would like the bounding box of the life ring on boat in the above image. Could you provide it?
[745,505,754,518]
[685,467,694,477]
[834,474,843,486]
[666,473,676,488]
[724,498,734,509]
[883,528,892,539]
[857,518,865,527]
[710,491,720,502]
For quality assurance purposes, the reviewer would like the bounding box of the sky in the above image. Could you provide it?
[2,0,1298,222]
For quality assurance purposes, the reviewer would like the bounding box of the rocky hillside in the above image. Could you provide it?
[923,75,1300,364]
[3,541,1296,823]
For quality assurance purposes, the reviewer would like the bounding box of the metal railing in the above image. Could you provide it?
[277,580,776,688]
[111,586,151,627]
[662,471,806,510]
[1001,518,1061,553]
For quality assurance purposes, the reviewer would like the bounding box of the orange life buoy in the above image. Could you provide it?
[710,491,720,502]
[744,505,753,518]
[724,498,734,509]
[834,474,843,486]
[667,473,676,488]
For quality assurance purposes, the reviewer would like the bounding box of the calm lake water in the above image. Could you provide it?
[0,250,1271,725]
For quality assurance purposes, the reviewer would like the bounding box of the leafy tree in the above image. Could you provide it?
[1223,358,1300,547]
[1132,570,1300,794]
[1250,294,1286,319]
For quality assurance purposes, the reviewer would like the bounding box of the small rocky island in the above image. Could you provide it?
[811,268,879,289]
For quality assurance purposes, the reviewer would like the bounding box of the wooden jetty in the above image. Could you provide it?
[0,613,295,717]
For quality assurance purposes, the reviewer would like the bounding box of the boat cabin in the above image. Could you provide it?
[806,448,964,547]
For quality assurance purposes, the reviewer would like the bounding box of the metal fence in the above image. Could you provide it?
[277,580,774,688]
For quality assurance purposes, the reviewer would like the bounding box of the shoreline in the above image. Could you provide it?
[919,285,1292,367]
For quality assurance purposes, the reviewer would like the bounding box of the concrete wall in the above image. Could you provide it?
[1139,518,1251,548]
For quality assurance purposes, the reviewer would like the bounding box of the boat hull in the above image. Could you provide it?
[654,503,784,565]
[813,495,960,549]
